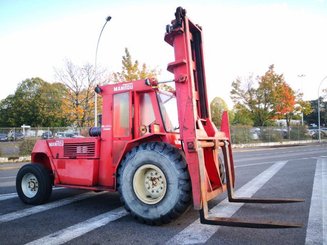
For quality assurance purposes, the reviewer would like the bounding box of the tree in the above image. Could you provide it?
[37,82,70,126]
[231,73,273,126]
[0,95,16,126]
[55,60,107,127]
[230,65,303,128]
[232,104,254,125]
[305,99,326,127]
[112,48,158,83]
[210,97,228,127]
[272,80,296,136]
[0,78,68,127]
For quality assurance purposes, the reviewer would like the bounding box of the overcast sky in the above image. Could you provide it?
[1,0,326,108]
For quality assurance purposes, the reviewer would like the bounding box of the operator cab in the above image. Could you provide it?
[94,79,179,139]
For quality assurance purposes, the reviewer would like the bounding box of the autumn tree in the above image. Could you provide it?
[55,60,107,127]
[272,79,296,136]
[112,48,158,83]
[231,65,307,128]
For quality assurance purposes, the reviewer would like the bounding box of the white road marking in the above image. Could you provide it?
[0,187,64,202]
[167,161,289,245]
[305,158,326,245]
[0,176,15,187]
[0,176,15,179]
[0,192,17,201]
[235,161,273,168]
[235,157,319,169]
[25,207,128,245]
[0,191,104,224]
[0,181,15,187]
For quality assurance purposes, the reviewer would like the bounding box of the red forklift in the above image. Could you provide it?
[16,7,302,228]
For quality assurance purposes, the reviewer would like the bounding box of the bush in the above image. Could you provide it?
[231,126,253,144]
[19,138,37,156]
[260,128,284,142]
[0,141,20,157]
[289,126,311,140]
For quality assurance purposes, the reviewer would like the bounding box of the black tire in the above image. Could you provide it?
[16,163,52,205]
[218,156,226,184]
[117,142,192,225]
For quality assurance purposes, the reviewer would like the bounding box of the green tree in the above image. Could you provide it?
[210,97,228,127]
[0,95,16,126]
[304,99,326,127]
[230,74,272,126]
[232,104,254,125]
[112,48,158,82]
[38,82,70,126]
[0,78,68,127]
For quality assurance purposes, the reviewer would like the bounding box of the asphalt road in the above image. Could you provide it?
[0,144,326,245]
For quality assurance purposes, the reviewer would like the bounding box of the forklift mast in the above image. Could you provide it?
[164,7,303,228]
[165,7,231,210]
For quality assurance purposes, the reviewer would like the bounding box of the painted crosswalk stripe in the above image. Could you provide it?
[167,161,289,245]
[0,187,64,202]
[25,207,128,245]
[0,192,17,201]
[0,181,15,187]
[0,191,104,224]
[305,158,326,245]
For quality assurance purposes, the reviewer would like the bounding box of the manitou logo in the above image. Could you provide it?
[113,83,133,92]
[49,140,64,147]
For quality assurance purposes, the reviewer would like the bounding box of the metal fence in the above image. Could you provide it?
[0,127,90,141]
[0,127,90,158]
[230,125,320,144]
[0,125,323,157]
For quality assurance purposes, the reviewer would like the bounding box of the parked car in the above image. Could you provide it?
[55,131,79,138]
[309,128,327,139]
[41,131,53,139]
[250,127,260,140]
[274,128,288,139]
[0,133,8,142]
[321,128,327,136]
[7,131,24,141]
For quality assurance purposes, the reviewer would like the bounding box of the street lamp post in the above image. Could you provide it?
[317,75,327,143]
[297,74,305,126]
[94,16,111,127]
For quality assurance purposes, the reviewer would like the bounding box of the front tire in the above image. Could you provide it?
[16,163,52,204]
[117,142,191,225]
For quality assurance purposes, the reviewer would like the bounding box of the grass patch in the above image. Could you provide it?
[0,138,37,157]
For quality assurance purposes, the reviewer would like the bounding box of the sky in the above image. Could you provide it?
[1,0,327,108]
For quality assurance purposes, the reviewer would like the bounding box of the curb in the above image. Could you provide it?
[232,139,327,148]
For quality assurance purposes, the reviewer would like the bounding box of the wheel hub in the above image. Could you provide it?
[22,173,39,198]
[144,169,165,199]
[133,164,167,204]
[28,179,38,191]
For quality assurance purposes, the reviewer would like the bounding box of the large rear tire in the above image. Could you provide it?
[16,163,52,204]
[117,142,192,225]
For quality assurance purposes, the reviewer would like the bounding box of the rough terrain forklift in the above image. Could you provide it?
[16,7,302,228]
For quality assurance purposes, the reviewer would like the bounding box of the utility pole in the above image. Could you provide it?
[317,76,327,143]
